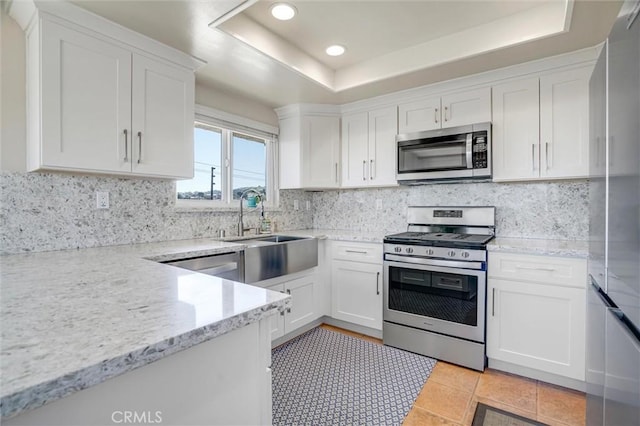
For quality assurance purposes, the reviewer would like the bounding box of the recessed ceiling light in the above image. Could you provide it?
[325,45,346,56]
[271,3,297,21]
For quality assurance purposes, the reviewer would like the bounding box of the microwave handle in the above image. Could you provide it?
[465,133,473,169]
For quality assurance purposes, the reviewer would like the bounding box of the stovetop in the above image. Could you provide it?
[384,231,494,249]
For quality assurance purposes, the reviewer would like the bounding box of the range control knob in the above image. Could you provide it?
[394,246,402,253]
[448,250,456,257]
[426,248,434,256]
[405,247,414,254]
[461,251,470,259]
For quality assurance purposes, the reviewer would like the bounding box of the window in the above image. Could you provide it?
[177,107,277,207]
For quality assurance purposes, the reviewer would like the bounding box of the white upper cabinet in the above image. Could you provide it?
[277,105,341,189]
[17,4,201,179]
[341,106,397,188]
[130,54,195,178]
[492,78,540,181]
[398,87,491,134]
[539,68,590,179]
[492,67,591,182]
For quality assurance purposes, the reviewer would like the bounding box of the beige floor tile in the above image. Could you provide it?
[428,362,481,393]
[403,406,462,426]
[537,382,586,426]
[414,380,472,423]
[537,414,573,426]
[474,369,537,413]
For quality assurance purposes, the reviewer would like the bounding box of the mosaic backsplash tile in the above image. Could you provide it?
[310,180,589,240]
[1,172,587,254]
[0,172,312,254]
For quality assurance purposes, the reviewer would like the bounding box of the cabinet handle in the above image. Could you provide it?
[286,289,291,313]
[137,131,143,164]
[546,142,551,170]
[531,144,536,172]
[335,162,338,182]
[434,108,438,124]
[376,271,380,295]
[370,159,374,180]
[362,160,366,180]
[492,288,495,316]
[515,265,557,272]
[345,249,368,254]
[123,129,129,162]
[444,106,449,122]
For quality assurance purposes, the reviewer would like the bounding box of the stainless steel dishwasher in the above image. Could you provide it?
[162,251,243,281]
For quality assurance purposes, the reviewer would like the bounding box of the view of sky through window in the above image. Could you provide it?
[177,126,267,201]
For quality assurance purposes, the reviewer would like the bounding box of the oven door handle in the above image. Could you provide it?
[384,254,483,270]
[465,133,473,169]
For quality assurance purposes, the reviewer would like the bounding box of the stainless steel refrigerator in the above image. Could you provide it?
[587,1,640,425]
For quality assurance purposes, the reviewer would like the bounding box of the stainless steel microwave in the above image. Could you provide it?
[396,122,491,183]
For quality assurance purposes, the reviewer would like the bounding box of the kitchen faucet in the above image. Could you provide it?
[238,188,264,236]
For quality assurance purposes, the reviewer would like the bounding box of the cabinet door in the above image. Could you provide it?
[492,78,540,181]
[266,283,285,340]
[341,112,369,187]
[368,106,398,187]
[398,96,441,133]
[487,278,586,380]
[40,20,132,173]
[131,54,194,178]
[331,260,382,330]
[540,68,590,179]
[441,87,491,128]
[284,275,316,333]
[302,116,341,188]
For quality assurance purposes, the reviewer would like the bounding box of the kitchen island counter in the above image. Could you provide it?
[0,238,290,422]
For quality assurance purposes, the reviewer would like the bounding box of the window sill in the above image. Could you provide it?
[174,205,282,213]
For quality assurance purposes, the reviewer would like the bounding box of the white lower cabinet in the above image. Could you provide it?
[330,241,383,330]
[487,252,587,382]
[267,274,317,341]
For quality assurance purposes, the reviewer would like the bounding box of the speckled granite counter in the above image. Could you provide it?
[0,239,290,420]
[272,229,387,244]
[488,238,589,258]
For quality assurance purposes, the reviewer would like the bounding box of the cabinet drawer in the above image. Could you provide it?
[331,241,382,264]
[488,252,587,288]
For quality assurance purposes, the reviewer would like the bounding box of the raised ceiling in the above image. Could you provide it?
[71,0,622,108]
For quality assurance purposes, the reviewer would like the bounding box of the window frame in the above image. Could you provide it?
[176,105,279,210]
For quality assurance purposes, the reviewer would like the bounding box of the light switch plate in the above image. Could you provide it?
[375,199,383,210]
[293,200,299,210]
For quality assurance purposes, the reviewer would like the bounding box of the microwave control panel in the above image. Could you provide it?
[472,133,488,169]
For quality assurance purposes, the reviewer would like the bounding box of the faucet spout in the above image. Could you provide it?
[238,188,263,236]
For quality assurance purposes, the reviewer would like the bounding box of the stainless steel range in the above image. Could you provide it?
[383,206,495,371]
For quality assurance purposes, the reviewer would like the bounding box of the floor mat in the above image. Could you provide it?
[271,327,436,425]
[472,402,548,426]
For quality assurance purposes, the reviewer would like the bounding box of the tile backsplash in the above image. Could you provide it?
[1,172,587,254]
[311,180,588,240]
[0,172,312,254]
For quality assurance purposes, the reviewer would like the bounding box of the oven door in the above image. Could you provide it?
[383,258,486,343]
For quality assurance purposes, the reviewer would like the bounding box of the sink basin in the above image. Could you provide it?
[241,235,318,284]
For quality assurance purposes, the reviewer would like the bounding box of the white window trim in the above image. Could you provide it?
[176,105,279,210]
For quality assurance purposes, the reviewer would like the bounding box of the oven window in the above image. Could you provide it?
[388,265,478,326]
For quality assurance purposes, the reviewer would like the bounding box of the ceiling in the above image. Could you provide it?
[71,0,622,108]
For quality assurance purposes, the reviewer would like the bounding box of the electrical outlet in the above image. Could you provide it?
[96,191,109,209]
[293,200,299,210]
[306,200,311,211]
[375,199,382,210]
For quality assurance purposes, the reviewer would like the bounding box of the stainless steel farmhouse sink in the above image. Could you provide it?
[241,235,318,284]
[162,235,318,285]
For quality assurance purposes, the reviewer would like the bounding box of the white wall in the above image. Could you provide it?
[1,7,27,173]
[195,83,278,127]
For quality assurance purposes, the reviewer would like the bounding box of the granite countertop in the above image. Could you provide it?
[0,239,290,420]
[487,237,589,258]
